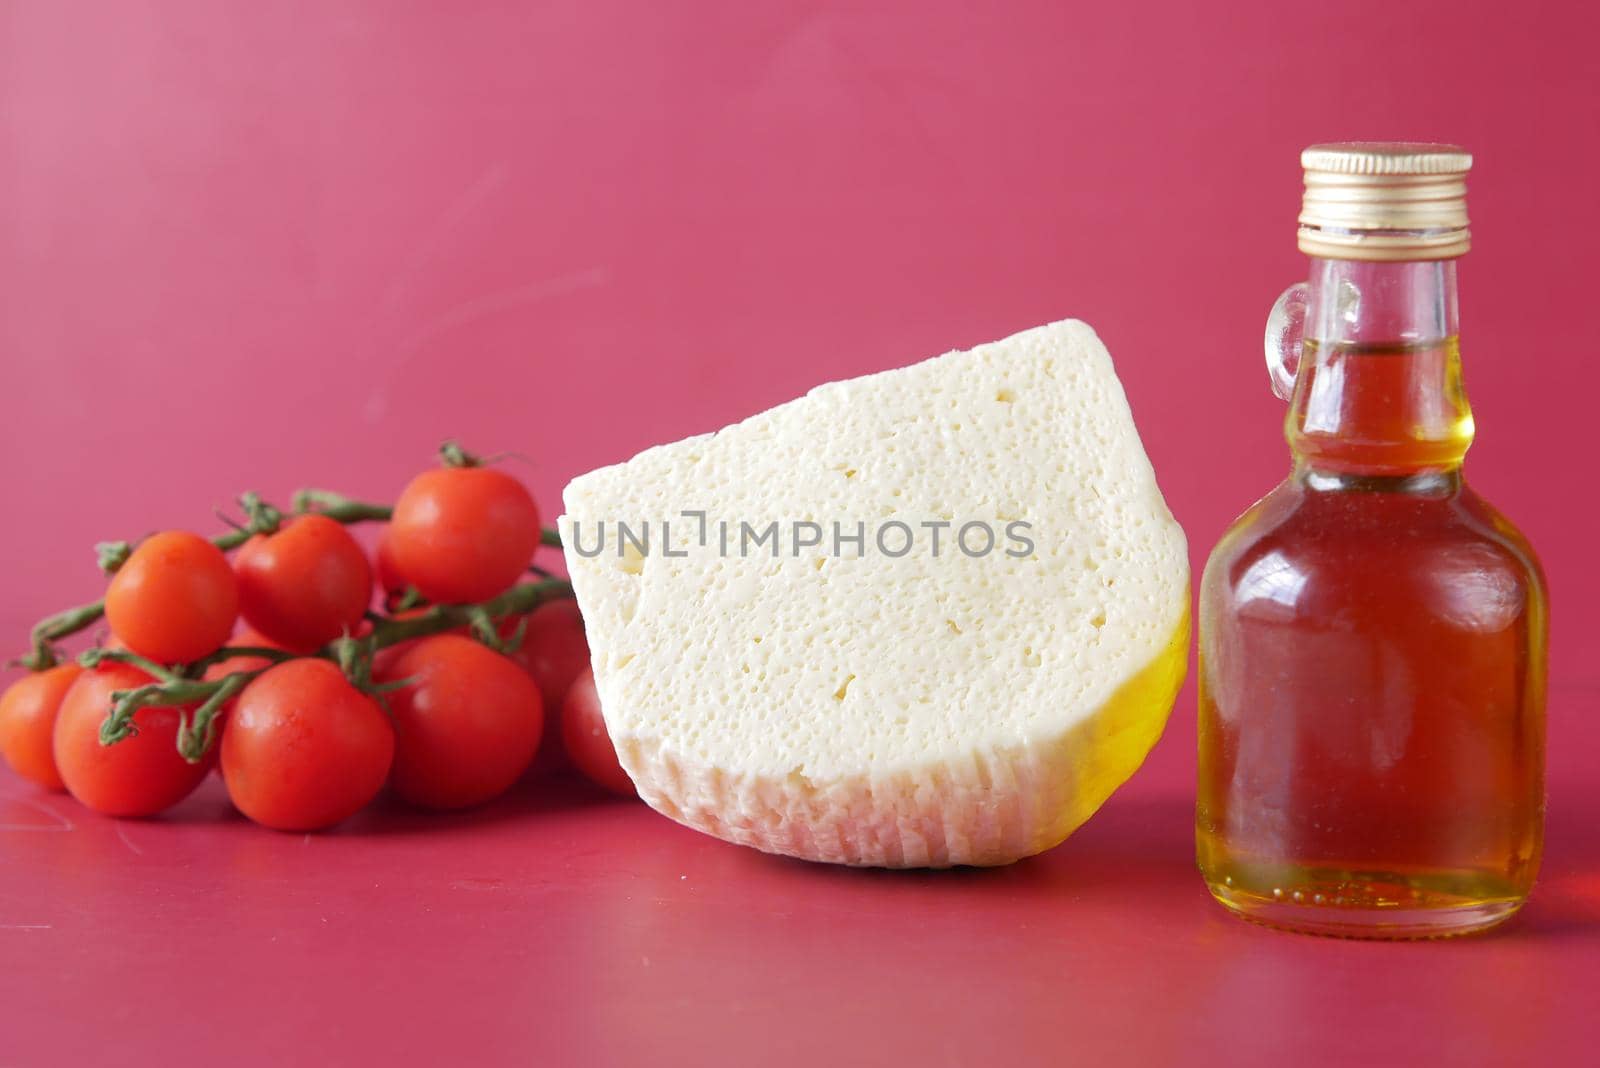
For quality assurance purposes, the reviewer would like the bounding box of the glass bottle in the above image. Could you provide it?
[1196,144,1548,938]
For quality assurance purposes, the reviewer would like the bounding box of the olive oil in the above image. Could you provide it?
[1196,144,1547,938]
[1197,353,1545,937]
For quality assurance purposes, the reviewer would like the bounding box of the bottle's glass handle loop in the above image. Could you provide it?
[1264,282,1309,402]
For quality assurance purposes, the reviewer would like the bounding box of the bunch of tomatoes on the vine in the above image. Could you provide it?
[0,443,632,832]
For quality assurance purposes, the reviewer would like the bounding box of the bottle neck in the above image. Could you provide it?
[1287,258,1474,480]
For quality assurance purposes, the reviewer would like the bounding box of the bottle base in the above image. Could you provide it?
[1205,881,1524,939]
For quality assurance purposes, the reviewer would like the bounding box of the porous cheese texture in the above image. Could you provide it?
[560,320,1188,868]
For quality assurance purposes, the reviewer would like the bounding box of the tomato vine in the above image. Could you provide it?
[12,457,572,765]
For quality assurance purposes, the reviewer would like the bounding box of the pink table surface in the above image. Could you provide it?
[3,2,1599,1065]
[2,716,1596,1068]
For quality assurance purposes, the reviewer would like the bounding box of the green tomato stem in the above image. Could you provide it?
[363,578,574,649]
[79,646,184,683]
[439,440,481,468]
[176,673,250,763]
[20,601,108,672]
[99,674,246,746]
[291,488,393,522]
[184,645,299,676]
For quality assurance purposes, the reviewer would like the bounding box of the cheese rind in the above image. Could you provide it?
[561,320,1189,867]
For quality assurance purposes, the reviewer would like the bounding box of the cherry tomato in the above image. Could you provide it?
[374,528,412,604]
[505,599,589,767]
[53,663,210,816]
[562,669,634,797]
[388,466,541,604]
[0,664,83,790]
[377,635,542,810]
[235,515,373,653]
[105,530,239,664]
[221,659,393,832]
[506,599,589,713]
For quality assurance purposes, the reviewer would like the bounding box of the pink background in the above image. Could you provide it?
[2,2,1597,1065]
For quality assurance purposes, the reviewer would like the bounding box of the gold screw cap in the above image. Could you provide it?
[1298,142,1471,261]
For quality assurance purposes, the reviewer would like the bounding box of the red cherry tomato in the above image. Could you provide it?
[374,528,412,604]
[506,599,590,713]
[562,669,634,797]
[377,635,543,810]
[221,659,393,831]
[235,515,373,652]
[105,531,239,664]
[0,664,83,790]
[388,466,541,604]
[505,599,589,767]
[53,663,210,816]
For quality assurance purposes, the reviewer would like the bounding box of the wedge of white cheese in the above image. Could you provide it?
[560,320,1188,867]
